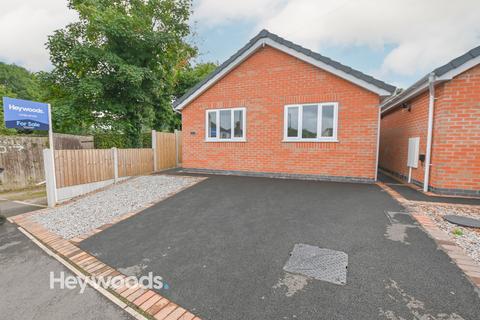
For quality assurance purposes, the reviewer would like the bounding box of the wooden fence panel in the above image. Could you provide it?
[117,148,154,177]
[54,149,114,188]
[155,132,176,170]
[0,136,48,191]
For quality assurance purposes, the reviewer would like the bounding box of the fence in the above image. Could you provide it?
[54,149,115,188]
[117,148,154,177]
[44,130,181,206]
[0,134,94,191]
[153,131,177,170]
[54,133,94,150]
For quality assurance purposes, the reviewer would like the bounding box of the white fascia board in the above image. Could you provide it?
[175,38,392,110]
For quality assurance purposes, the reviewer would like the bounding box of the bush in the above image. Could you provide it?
[94,132,153,149]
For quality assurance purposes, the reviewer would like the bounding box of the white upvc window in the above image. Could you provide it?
[205,107,246,142]
[283,102,338,142]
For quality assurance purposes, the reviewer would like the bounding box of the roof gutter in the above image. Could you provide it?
[423,73,436,192]
[380,76,429,114]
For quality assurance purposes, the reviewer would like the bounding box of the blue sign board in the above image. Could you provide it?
[3,97,50,130]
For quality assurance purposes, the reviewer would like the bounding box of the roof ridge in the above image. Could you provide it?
[382,43,480,112]
[433,43,480,76]
[174,29,396,109]
[258,30,394,90]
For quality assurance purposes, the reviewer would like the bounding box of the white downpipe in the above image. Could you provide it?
[423,73,436,192]
[374,103,381,181]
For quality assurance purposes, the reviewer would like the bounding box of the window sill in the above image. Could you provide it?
[282,139,338,143]
[205,139,247,143]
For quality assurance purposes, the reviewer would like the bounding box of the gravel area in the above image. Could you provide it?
[406,202,480,264]
[33,175,203,239]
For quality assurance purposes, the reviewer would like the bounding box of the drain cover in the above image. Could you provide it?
[283,244,348,285]
[444,215,480,228]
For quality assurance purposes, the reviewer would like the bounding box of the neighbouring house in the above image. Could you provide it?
[379,45,480,197]
[173,30,396,183]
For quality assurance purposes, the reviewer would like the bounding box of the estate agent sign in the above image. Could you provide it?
[3,97,50,130]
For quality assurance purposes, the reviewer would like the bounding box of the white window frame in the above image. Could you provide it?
[205,107,246,142]
[283,102,339,142]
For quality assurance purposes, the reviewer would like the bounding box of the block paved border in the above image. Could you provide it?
[376,181,480,289]
[8,212,202,320]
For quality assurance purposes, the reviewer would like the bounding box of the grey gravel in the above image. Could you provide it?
[407,202,480,264]
[33,175,203,239]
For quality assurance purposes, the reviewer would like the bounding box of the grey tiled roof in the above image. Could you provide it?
[433,45,480,76]
[174,29,396,109]
[381,43,480,112]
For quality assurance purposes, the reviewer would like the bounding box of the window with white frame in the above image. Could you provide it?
[284,103,338,141]
[206,108,246,141]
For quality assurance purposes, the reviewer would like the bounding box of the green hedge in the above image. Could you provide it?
[94,132,153,149]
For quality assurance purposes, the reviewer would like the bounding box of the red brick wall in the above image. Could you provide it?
[181,46,381,180]
[380,64,480,195]
[430,64,480,193]
[379,91,429,184]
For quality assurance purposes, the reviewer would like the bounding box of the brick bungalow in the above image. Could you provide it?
[379,45,480,197]
[174,30,395,183]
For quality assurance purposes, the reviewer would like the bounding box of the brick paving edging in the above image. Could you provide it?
[8,212,202,320]
[376,181,480,289]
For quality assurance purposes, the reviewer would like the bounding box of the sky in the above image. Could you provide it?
[1,0,480,89]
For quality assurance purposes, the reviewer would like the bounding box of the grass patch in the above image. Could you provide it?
[452,228,464,237]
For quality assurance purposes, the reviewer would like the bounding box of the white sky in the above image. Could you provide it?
[195,0,480,80]
[0,0,77,71]
[1,0,479,88]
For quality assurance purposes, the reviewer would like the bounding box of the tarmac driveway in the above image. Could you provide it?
[80,174,480,319]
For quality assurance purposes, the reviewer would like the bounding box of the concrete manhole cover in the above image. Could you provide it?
[284,244,348,285]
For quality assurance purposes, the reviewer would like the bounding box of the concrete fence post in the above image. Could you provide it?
[43,148,57,207]
[152,130,157,172]
[174,129,179,168]
[112,147,118,183]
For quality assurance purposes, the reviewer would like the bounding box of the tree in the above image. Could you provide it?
[174,62,217,99]
[155,62,217,129]
[0,62,42,101]
[0,84,18,135]
[0,62,44,135]
[44,0,195,147]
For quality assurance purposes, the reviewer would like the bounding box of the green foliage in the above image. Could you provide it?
[43,0,196,147]
[452,228,463,237]
[94,131,152,148]
[166,62,216,129]
[94,132,128,149]
[0,84,18,135]
[0,62,44,135]
[174,62,217,99]
[0,62,42,101]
